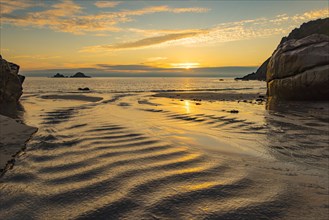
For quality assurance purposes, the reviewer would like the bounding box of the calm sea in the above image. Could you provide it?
[23,77,266,94]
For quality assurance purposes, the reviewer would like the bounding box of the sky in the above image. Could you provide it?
[0,0,328,77]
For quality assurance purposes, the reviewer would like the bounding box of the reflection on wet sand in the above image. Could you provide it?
[0,92,328,219]
[266,97,329,167]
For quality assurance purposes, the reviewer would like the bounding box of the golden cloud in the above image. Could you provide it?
[79,7,328,52]
[94,1,121,8]
[79,30,208,52]
[1,0,209,35]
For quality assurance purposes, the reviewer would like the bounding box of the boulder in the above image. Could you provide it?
[0,56,24,103]
[267,34,329,100]
[78,87,90,91]
[238,18,329,82]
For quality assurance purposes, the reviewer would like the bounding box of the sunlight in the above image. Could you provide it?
[171,62,200,69]
[184,100,190,113]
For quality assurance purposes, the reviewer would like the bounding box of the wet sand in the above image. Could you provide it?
[0,115,37,172]
[153,91,266,102]
[40,94,103,102]
[0,91,328,219]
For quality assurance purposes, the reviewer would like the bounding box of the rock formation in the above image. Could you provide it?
[70,72,90,78]
[238,18,329,83]
[235,58,270,81]
[267,17,329,100]
[53,73,65,78]
[280,18,329,44]
[0,56,25,103]
[267,34,329,100]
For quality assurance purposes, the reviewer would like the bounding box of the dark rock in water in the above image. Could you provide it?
[53,73,65,78]
[267,34,329,100]
[235,58,270,81]
[0,55,24,103]
[78,87,90,91]
[70,72,90,78]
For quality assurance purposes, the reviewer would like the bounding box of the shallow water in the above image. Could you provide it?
[0,78,328,219]
[23,77,266,93]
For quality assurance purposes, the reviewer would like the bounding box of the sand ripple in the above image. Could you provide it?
[1,95,328,219]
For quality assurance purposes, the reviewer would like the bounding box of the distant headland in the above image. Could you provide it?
[52,72,91,78]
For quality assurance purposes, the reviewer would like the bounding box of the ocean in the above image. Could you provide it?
[23,77,266,93]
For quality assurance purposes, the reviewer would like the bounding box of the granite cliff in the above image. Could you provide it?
[267,34,329,100]
[237,18,329,82]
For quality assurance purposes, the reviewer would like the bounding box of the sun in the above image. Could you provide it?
[171,62,200,69]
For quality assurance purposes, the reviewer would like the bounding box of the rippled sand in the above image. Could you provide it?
[0,92,328,219]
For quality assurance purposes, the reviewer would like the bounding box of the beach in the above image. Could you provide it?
[0,115,37,173]
[0,77,328,219]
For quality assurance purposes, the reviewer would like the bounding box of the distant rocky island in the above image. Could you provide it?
[70,72,90,78]
[236,18,329,82]
[52,72,90,78]
[53,73,66,78]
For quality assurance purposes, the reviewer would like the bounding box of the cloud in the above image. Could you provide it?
[11,55,61,60]
[146,57,168,62]
[0,0,35,14]
[96,64,161,71]
[80,30,207,52]
[80,7,328,52]
[292,8,329,21]
[1,1,209,35]
[94,1,121,8]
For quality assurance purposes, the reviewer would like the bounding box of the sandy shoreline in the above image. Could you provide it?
[40,94,103,102]
[0,91,328,219]
[153,91,266,102]
[0,115,37,173]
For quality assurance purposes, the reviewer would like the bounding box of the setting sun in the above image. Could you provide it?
[171,62,200,69]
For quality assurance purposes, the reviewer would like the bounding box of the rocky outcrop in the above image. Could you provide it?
[235,58,270,81]
[53,73,65,78]
[238,18,329,82]
[0,56,25,103]
[267,34,329,100]
[70,72,90,78]
[280,18,329,44]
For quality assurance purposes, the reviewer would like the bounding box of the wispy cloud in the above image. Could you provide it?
[12,55,61,60]
[146,57,168,62]
[94,1,121,8]
[1,0,209,35]
[80,8,328,52]
[0,0,35,14]
[80,30,207,52]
